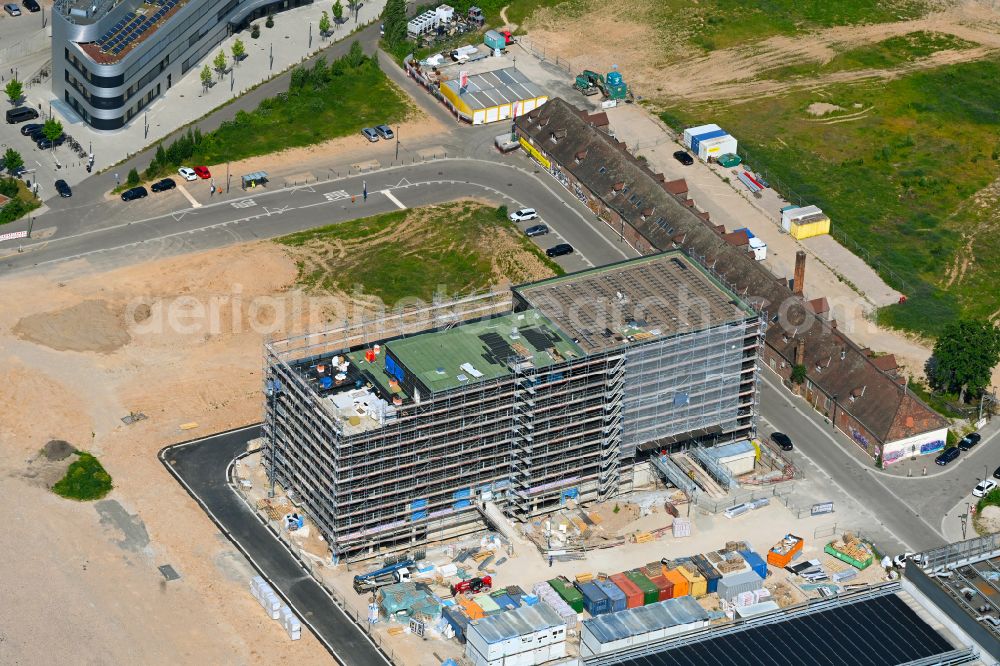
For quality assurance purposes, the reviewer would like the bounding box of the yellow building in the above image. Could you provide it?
[440,67,548,125]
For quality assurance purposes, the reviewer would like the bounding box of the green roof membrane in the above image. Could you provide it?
[385,310,584,394]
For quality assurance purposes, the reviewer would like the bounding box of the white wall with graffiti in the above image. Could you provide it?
[881,427,949,466]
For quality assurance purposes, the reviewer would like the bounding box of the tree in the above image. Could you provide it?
[332,0,344,24]
[126,168,140,187]
[42,118,63,151]
[213,50,227,80]
[200,64,212,92]
[319,10,331,37]
[2,148,23,176]
[790,364,807,385]
[5,79,23,105]
[231,38,246,65]
[927,319,1000,403]
[382,0,406,47]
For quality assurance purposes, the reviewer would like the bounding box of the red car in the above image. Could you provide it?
[193,166,211,179]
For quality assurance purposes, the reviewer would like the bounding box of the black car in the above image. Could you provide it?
[993,465,1000,480]
[151,178,177,193]
[6,106,38,124]
[24,126,45,140]
[22,0,39,11]
[121,186,148,201]
[20,122,42,137]
[36,135,65,150]
[54,179,72,198]
[935,446,961,466]
[546,243,573,257]
[771,432,793,451]
[673,150,694,166]
[958,432,982,451]
[524,224,549,237]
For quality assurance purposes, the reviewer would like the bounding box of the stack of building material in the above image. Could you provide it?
[532,582,578,624]
[279,606,302,640]
[580,596,710,657]
[593,578,627,612]
[672,517,691,538]
[250,576,282,620]
[465,602,567,666]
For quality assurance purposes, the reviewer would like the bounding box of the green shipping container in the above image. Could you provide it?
[548,577,584,613]
[625,570,659,605]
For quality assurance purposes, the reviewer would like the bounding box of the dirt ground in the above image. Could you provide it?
[523,1,1000,102]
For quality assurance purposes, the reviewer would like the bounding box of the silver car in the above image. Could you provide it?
[4,3,22,15]
[361,127,379,142]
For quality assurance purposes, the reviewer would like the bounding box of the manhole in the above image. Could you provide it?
[158,564,180,581]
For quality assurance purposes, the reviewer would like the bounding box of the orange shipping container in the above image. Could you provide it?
[767,534,804,568]
[648,573,674,601]
[610,573,643,609]
[456,595,484,620]
[662,568,689,598]
[678,564,707,597]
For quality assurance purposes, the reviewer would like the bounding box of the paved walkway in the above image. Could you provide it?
[27,0,385,192]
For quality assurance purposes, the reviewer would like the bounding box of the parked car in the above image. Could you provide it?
[993,465,1000,480]
[673,150,694,166]
[193,165,211,179]
[54,179,72,198]
[6,106,38,124]
[177,167,197,181]
[22,0,39,11]
[546,243,574,257]
[20,123,42,137]
[935,446,960,466]
[36,135,65,150]
[24,126,45,141]
[151,178,176,193]
[121,186,148,201]
[375,124,394,140]
[361,127,379,142]
[4,3,21,16]
[769,432,793,451]
[974,479,998,498]
[524,224,549,237]
[958,432,982,451]
[509,207,538,222]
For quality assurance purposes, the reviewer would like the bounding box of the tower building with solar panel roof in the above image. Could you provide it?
[262,252,764,561]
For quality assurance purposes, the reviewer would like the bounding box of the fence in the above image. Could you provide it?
[691,482,794,514]
[517,36,573,75]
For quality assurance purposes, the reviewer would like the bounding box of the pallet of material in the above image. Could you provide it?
[387,626,405,636]
[575,572,594,583]
[471,551,492,563]
[632,532,654,544]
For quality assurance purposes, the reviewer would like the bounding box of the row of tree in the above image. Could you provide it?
[928,319,1000,404]
[144,126,204,179]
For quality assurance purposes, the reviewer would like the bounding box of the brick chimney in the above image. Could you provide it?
[793,250,806,296]
[795,340,805,367]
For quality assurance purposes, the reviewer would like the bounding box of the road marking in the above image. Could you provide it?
[176,184,202,208]
[395,177,412,187]
[170,211,196,222]
[231,198,257,209]
[323,190,350,201]
[382,189,406,210]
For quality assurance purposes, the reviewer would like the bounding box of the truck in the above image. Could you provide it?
[451,575,493,596]
[352,559,415,593]
[574,69,630,100]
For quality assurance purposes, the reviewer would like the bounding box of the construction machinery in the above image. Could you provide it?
[574,69,631,101]
[353,559,415,594]
[451,575,493,596]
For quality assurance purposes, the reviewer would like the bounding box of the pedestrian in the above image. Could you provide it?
[548,556,553,568]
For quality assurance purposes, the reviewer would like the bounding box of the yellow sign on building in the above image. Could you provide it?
[519,137,551,169]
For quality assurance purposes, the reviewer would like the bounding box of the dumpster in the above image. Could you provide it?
[767,534,804,568]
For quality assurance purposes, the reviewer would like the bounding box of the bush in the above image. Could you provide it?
[265,13,274,28]
[790,364,807,384]
[495,204,508,221]
[52,452,113,501]
[126,168,140,186]
[251,23,261,39]
[946,429,958,448]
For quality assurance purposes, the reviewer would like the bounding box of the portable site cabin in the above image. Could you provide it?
[780,205,830,240]
[697,134,738,162]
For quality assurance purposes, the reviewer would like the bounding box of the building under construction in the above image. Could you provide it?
[263,252,764,560]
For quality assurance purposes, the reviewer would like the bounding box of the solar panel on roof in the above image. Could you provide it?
[478,332,515,364]
[521,327,555,352]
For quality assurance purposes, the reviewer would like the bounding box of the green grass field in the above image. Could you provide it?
[759,31,976,80]
[660,57,1000,336]
[52,451,113,501]
[277,202,563,305]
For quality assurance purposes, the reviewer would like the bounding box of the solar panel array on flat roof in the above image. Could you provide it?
[614,594,952,666]
[443,67,544,111]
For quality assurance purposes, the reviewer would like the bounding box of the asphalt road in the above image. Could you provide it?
[1,157,635,275]
[161,425,390,666]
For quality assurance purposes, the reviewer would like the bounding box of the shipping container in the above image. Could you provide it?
[576,581,611,616]
[594,578,627,613]
[767,534,804,568]
[625,570,659,605]
[738,550,768,579]
[691,555,722,594]
[677,564,707,597]
[683,124,721,149]
[647,573,674,601]
[610,573,643,609]
[690,128,728,155]
[548,577,584,613]
[444,605,471,643]
[697,134,738,162]
[662,568,689,598]
[716,570,765,601]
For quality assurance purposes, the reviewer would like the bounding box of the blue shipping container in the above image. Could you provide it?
[739,550,769,579]
[442,606,469,643]
[691,128,728,154]
[576,581,611,616]
[594,578,627,613]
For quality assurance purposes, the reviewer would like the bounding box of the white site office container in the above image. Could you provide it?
[683,124,720,148]
[548,640,567,660]
[698,134,738,161]
[435,4,455,23]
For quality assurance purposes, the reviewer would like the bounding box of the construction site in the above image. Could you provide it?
[261,252,764,563]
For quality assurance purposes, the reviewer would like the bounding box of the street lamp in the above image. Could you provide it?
[395,126,399,161]
[831,394,838,431]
